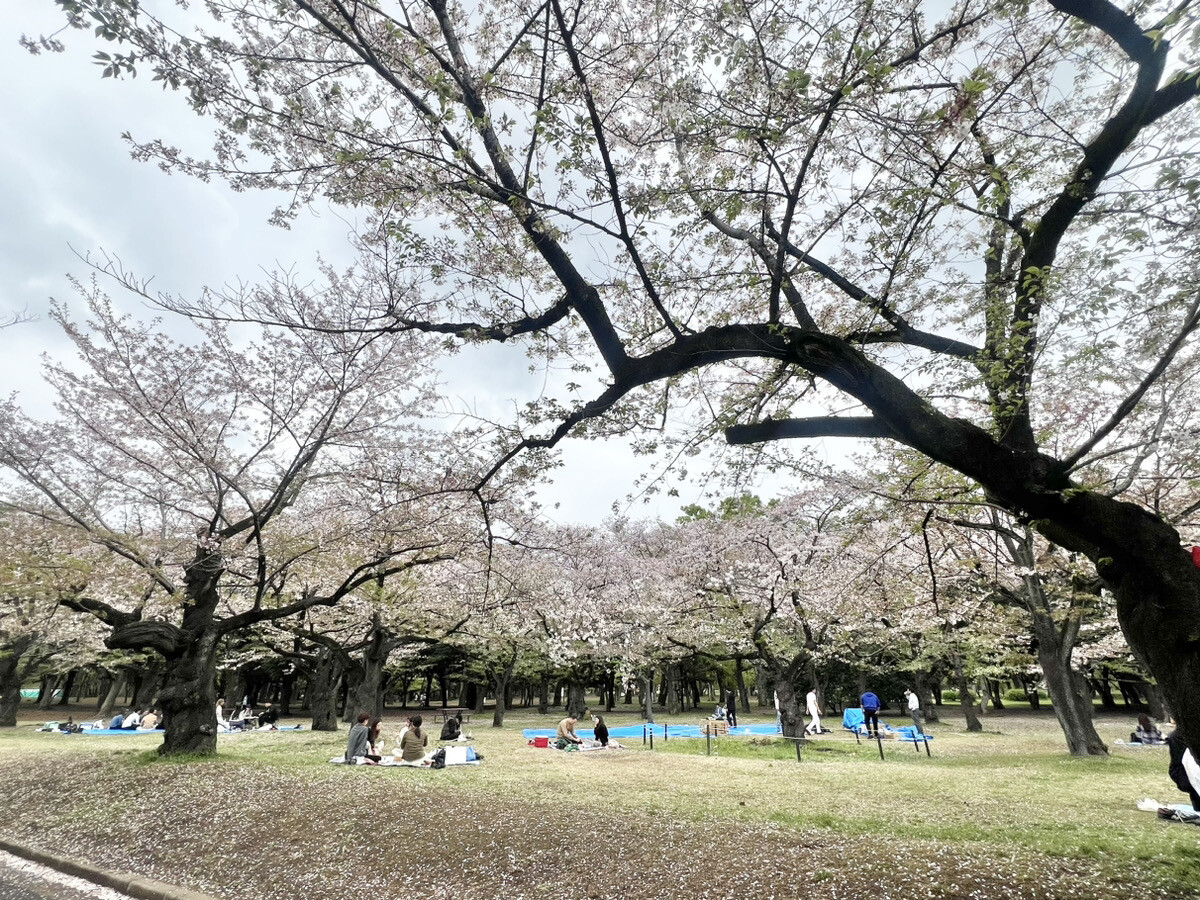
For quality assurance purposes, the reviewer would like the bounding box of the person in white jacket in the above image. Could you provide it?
[215,699,230,732]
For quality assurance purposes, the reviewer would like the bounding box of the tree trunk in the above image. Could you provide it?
[914,671,939,724]
[988,680,1005,710]
[772,666,803,738]
[97,672,124,719]
[223,667,248,711]
[735,659,750,713]
[280,670,296,716]
[135,664,162,707]
[663,665,681,715]
[347,627,389,719]
[308,650,342,732]
[0,636,35,727]
[951,651,983,732]
[1092,668,1117,709]
[566,681,587,719]
[1034,615,1107,755]
[641,673,654,723]
[94,672,111,711]
[473,682,487,715]
[1138,679,1167,720]
[341,665,365,724]
[754,663,771,707]
[537,678,549,714]
[1006,527,1105,754]
[37,674,58,710]
[492,661,515,728]
[1021,674,1041,711]
[57,669,77,706]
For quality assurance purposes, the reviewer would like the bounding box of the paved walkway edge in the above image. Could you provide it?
[0,838,219,900]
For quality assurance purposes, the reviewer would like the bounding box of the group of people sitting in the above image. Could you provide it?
[553,713,620,750]
[344,711,468,766]
[215,698,282,732]
[106,708,162,731]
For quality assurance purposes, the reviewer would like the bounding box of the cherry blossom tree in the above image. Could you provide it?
[0,517,108,726]
[0,287,469,754]
[32,0,1200,751]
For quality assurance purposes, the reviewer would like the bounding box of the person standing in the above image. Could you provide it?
[904,689,925,735]
[861,689,881,739]
[804,688,822,735]
[725,690,738,728]
[774,690,781,733]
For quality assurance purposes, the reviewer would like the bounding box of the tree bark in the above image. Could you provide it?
[663,665,682,715]
[641,673,654,723]
[346,627,390,719]
[223,667,248,711]
[57,669,77,706]
[37,674,58,710]
[566,681,587,718]
[951,651,983,732]
[491,660,515,728]
[1031,612,1107,756]
[97,672,124,719]
[914,671,939,724]
[773,668,803,738]
[734,658,750,713]
[0,636,36,727]
[308,650,342,732]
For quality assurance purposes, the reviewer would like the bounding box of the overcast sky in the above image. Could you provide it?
[1,6,812,525]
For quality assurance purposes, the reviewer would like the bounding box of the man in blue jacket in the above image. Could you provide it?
[861,690,881,739]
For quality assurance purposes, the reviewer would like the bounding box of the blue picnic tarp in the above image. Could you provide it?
[523,723,783,740]
[842,708,931,742]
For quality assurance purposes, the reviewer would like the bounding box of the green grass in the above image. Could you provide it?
[2,702,1196,899]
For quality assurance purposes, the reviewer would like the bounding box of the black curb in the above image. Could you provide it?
[0,839,218,900]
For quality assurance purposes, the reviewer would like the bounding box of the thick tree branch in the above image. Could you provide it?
[725,416,892,443]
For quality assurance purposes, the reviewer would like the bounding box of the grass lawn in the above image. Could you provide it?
[2,702,1197,899]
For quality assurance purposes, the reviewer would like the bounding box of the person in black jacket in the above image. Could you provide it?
[725,690,738,728]
[259,703,281,729]
[439,712,462,741]
[1167,730,1200,809]
[591,714,609,747]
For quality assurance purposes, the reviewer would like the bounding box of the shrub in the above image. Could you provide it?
[942,690,959,702]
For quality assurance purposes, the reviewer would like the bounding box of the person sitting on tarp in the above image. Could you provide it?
[138,709,160,731]
[1132,713,1165,745]
[555,715,583,748]
[108,712,124,730]
[440,712,462,741]
[1167,730,1200,810]
[398,715,431,764]
[591,714,610,747]
[258,703,280,730]
[710,704,726,721]
[121,709,141,730]
[345,711,372,763]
